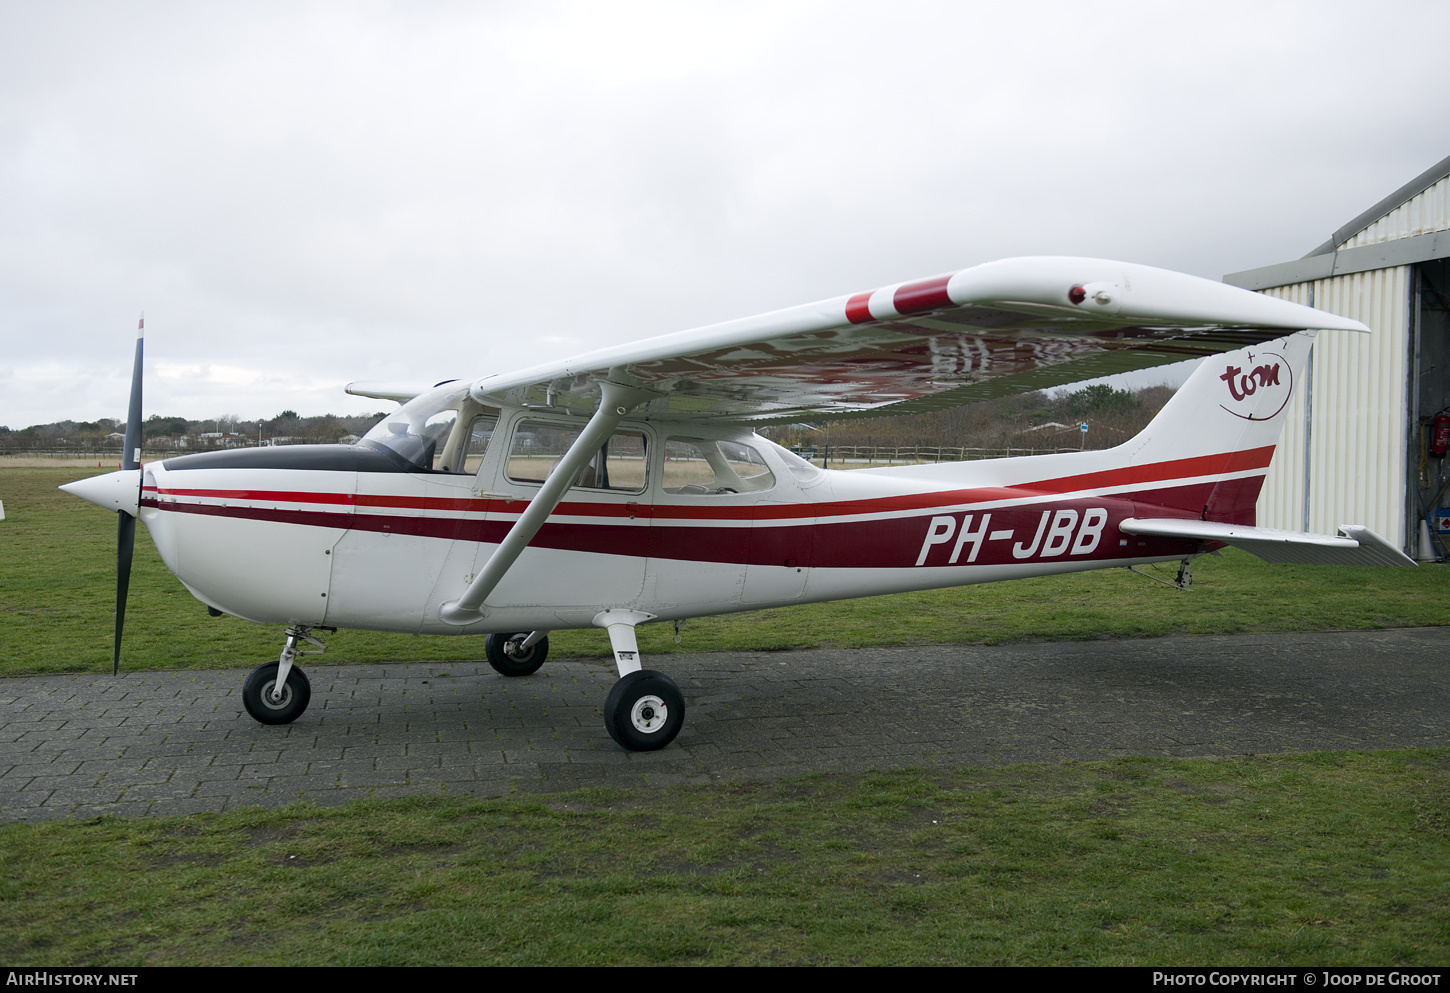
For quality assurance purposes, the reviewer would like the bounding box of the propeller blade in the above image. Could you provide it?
[114,316,144,674]
[114,511,135,676]
[122,317,144,471]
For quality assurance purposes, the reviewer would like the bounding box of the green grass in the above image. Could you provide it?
[2,466,1446,676]
[2,754,1447,966]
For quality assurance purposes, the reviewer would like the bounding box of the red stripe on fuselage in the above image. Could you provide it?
[143,474,1252,571]
[650,445,1275,521]
[146,445,1275,525]
[158,486,355,505]
[143,498,355,533]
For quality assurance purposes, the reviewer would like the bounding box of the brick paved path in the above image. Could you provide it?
[2,628,1447,822]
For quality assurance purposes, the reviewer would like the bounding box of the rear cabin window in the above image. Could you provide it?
[662,438,775,495]
[506,419,648,493]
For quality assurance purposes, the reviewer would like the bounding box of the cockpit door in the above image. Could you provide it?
[476,415,651,609]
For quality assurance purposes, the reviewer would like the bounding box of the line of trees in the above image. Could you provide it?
[0,410,387,455]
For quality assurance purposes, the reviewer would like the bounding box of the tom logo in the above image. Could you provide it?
[1219,351,1292,421]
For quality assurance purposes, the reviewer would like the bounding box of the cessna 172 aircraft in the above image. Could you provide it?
[62,256,1415,751]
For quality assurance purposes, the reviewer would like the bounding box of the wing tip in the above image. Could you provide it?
[345,381,426,403]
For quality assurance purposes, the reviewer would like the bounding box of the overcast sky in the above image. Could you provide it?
[3,0,1449,429]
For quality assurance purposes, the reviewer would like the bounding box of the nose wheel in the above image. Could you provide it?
[603,670,685,751]
[241,624,324,725]
[242,661,312,725]
[485,631,549,676]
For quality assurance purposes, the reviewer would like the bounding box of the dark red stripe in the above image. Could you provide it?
[160,486,356,505]
[893,275,953,314]
[156,486,652,519]
[146,477,1250,571]
[151,447,1275,527]
[845,291,875,324]
[1027,446,1275,498]
[146,499,355,532]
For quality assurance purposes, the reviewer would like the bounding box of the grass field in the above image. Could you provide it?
[3,464,1448,966]
[3,755,1447,966]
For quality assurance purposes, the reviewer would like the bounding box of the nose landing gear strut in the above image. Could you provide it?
[241,624,327,725]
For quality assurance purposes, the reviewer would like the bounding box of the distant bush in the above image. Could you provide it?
[1060,384,1139,418]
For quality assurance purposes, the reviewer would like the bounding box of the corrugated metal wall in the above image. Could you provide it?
[1257,282,1312,530]
[1257,267,1409,543]
[1341,174,1450,248]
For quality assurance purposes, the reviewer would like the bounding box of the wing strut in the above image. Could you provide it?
[439,380,658,625]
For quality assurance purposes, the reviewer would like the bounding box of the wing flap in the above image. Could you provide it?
[1120,518,1417,568]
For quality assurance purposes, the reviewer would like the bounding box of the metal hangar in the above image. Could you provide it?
[1226,154,1450,557]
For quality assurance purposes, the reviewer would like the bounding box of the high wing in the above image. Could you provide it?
[464,256,1369,422]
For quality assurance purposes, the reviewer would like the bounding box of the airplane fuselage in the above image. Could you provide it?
[138,416,1238,636]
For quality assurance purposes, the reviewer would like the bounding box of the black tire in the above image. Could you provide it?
[242,661,312,725]
[485,632,548,677]
[603,670,685,751]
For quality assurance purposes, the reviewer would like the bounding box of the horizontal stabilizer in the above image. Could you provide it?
[1119,519,1417,568]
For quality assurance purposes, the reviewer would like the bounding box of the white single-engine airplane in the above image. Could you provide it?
[63,257,1415,750]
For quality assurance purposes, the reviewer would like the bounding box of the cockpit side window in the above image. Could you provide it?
[462,416,496,474]
[438,413,496,474]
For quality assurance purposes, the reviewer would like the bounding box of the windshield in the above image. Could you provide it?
[359,382,469,471]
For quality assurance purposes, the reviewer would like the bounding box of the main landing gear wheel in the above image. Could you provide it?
[485,632,549,677]
[242,661,312,725]
[603,670,685,751]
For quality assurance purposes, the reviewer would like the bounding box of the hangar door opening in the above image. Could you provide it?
[1412,258,1450,557]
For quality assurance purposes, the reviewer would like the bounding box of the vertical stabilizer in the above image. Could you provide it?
[1118,331,1316,523]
